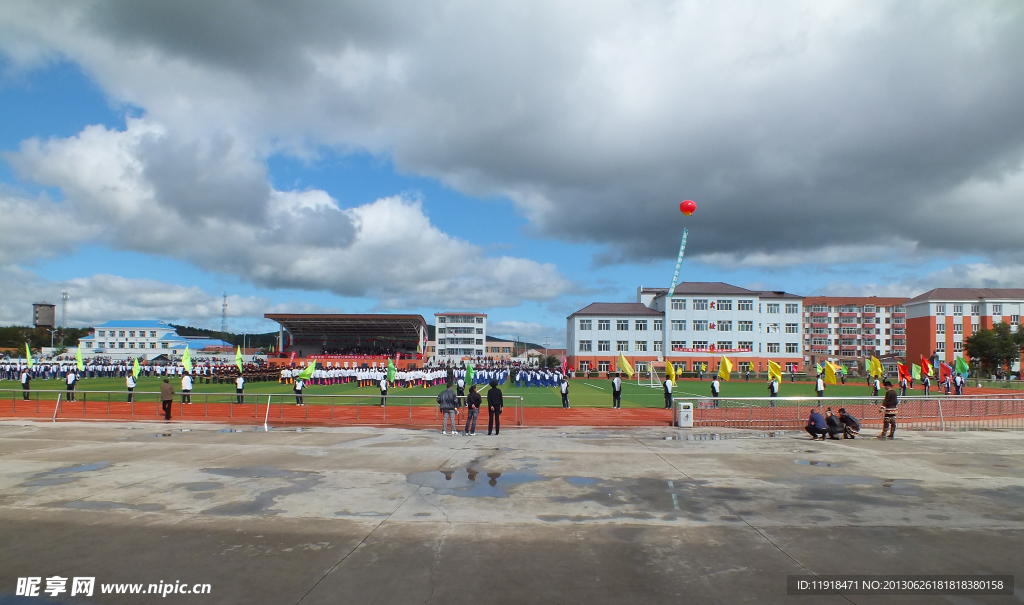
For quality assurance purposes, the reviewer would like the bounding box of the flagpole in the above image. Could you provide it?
[668,228,689,296]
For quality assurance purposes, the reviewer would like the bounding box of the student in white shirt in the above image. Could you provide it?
[181,372,193,404]
[235,373,245,404]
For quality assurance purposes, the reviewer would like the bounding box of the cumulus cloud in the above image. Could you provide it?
[489,320,563,348]
[3,0,1023,270]
[820,263,1024,298]
[5,121,572,308]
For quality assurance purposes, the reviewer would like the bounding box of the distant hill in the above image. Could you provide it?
[168,325,277,348]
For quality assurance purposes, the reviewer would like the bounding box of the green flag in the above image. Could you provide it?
[954,357,969,375]
[76,346,84,372]
[132,358,141,379]
[235,345,243,373]
[841,365,849,375]
[387,358,396,382]
[26,343,33,369]
[182,345,192,373]
[911,364,921,381]
[465,362,475,385]
[815,362,823,374]
[296,362,315,381]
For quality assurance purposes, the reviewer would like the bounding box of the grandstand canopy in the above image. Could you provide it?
[264,314,427,345]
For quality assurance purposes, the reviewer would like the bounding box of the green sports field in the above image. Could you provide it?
[0,376,880,408]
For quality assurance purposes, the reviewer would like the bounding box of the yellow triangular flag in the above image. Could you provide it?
[182,345,192,373]
[825,361,839,385]
[235,345,244,373]
[665,360,676,384]
[132,358,141,379]
[76,346,84,372]
[617,352,635,379]
[717,355,732,382]
[768,360,782,383]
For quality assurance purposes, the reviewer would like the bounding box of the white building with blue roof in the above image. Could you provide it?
[77,320,232,359]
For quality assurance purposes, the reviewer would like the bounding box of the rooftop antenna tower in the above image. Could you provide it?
[61,290,69,328]
[221,293,228,334]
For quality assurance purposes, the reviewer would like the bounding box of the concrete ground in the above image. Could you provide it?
[0,421,1022,605]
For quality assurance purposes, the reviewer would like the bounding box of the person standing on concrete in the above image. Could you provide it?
[160,378,174,421]
[487,379,503,435]
[20,367,30,401]
[65,369,77,402]
[879,380,898,439]
[464,384,481,435]
[235,371,245,405]
[437,383,458,435]
[560,377,570,409]
[663,376,673,409]
[612,375,622,409]
[181,372,193,404]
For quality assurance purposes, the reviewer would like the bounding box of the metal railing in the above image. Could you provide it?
[673,395,1024,431]
[0,389,524,427]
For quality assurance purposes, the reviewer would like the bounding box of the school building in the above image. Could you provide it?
[801,296,909,371]
[905,288,1024,368]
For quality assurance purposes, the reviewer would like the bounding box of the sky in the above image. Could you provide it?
[1,1,1023,347]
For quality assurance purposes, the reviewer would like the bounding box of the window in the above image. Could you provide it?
[766,303,780,314]
[811,338,829,346]
[653,341,663,351]
[693,320,708,331]
[598,320,610,331]
[993,304,1003,315]
[1011,315,1020,326]
[671,298,686,310]
[738,300,754,311]
[437,317,446,323]
[840,327,859,335]
[128,331,135,337]
[598,361,610,372]
[738,341,753,350]
[634,341,648,351]
[653,320,663,331]
[786,303,799,314]
[971,305,980,316]
[936,304,946,315]
[578,340,592,352]
[693,299,708,310]
[936,342,945,352]
[476,328,483,334]
[579,319,592,330]
[598,341,611,352]
[616,341,629,351]
[635,320,648,331]
[579,361,590,372]
[98,331,105,337]
[118,331,125,337]
[953,304,963,316]
[936,324,946,335]
[953,324,963,335]
[812,328,828,335]
[785,323,798,334]
[810,304,826,312]
[738,321,753,332]
[671,340,686,350]
[160,342,168,348]
[738,362,751,372]
[863,305,875,313]
[766,323,780,333]
[616,320,629,331]
[118,342,125,348]
[786,343,799,353]
[840,316,858,324]
[953,342,963,352]
[502,347,511,353]
[766,343,780,353]
[85,341,92,348]
[892,328,905,335]
[717,299,732,310]
[693,341,708,350]
[476,317,484,323]
[716,341,732,350]
[671,320,687,331]
[862,338,875,346]
[718,321,732,331]
[893,339,906,346]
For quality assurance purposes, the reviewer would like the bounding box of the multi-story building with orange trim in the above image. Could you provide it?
[905,288,1024,368]
[801,296,909,370]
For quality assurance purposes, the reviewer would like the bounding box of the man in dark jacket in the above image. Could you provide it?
[437,383,458,435]
[838,407,860,439]
[824,408,841,440]
[805,409,828,440]
[159,378,175,421]
[487,380,503,435]
[879,380,898,439]
[464,385,482,435]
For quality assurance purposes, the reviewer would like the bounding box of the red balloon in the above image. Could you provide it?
[679,200,696,216]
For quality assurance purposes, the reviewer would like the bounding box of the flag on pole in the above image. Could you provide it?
[665,360,676,384]
[939,362,952,380]
[235,346,243,373]
[920,355,933,377]
[897,363,911,382]
[465,361,475,385]
[841,365,849,375]
[768,360,782,383]
[825,361,840,385]
[26,343,33,369]
[954,356,970,375]
[182,345,192,373]
[815,362,823,375]
[296,361,315,381]
[718,355,732,381]
[701,362,707,372]
[911,364,922,381]
[387,358,397,382]
[869,356,884,377]
[617,353,635,379]
[76,346,84,372]
[132,358,141,379]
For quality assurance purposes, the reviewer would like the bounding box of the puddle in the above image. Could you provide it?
[665,431,788,440]
[153,433,173,437]
[21,462,111,487]
[46,500,164,512]
[407,465,542,497]
[565,476,600,485]
[795,460,839,467]
[178,481,223,492]
[200,466,323,516]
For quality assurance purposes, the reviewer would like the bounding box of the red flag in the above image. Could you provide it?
[561,356,567,374]
[920,355,933,377]
[897,363,910,381]
[940,362,952,380]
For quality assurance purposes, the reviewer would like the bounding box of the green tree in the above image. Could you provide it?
[964,323,1021,376]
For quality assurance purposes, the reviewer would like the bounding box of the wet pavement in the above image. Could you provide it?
[0,420,1022,603]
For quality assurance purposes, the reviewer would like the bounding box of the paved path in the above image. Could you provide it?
[1,421,1022,603]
